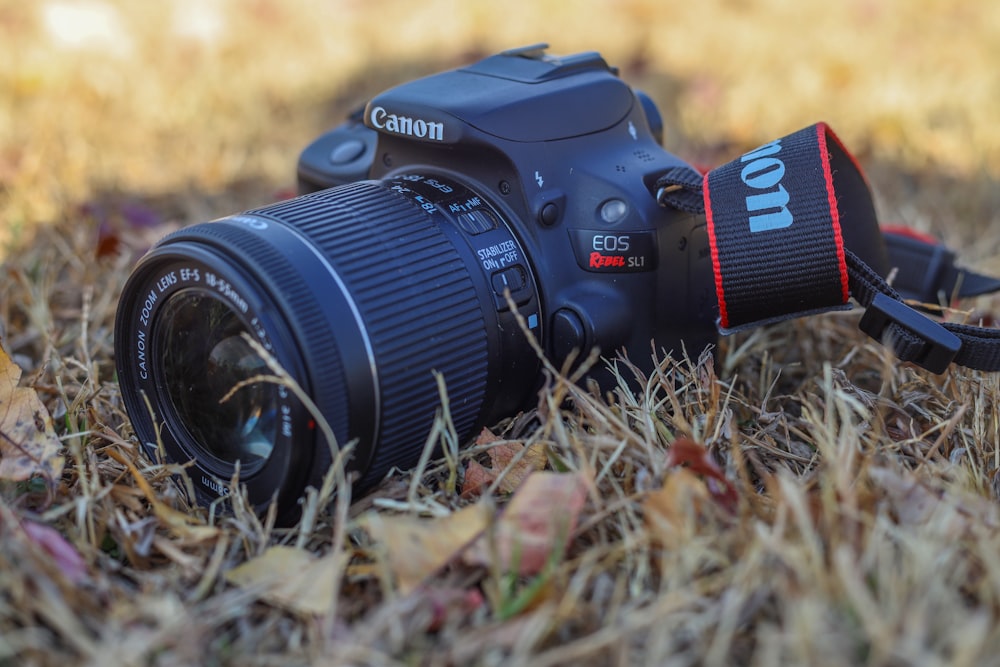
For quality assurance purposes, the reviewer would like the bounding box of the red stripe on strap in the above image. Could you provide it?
[817,123,850,303]
[881,224,939,246]
[703,170,729,328]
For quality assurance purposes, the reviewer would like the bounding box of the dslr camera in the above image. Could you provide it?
[114,45,718,520]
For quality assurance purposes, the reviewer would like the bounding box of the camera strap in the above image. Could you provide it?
[655,122,1000,374]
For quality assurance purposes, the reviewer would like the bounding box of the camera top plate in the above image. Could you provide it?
[366,44,634,143]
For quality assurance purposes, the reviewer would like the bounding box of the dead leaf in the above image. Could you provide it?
[644,439,740,540]
[365,472,588,592]
[0,345,64,484]
[19,519,88,583]
[868,466,942,526]
[475,427,500,447]
[488,441,547,493]
[461,459,495,498]
[866,466,999,535]
[365,503,491,595]
[665,437,738,513]
[85,196,169,259]
[465,471,589,575]
[461,428,548,498]
[225,545,345,615]
[644,468,714,535]
[422,586,485,631]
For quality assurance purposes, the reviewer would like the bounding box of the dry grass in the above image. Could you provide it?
[3,0,1000,665]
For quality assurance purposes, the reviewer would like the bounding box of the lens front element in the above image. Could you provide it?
[156,289,277,473]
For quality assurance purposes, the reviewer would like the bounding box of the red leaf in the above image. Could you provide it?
[475,427,501,447]
[665,438,738,513]
[20,520,88,583]
[423,586,485,632]
[465,472,588,575]
[461,459,497,498]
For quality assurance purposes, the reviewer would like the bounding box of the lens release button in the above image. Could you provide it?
[551,308,588,364]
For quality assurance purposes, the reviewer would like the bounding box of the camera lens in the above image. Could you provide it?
[115,178,541,520]
[156,290,277,472]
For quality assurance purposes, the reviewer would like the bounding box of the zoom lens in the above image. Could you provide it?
[115,178,541,521]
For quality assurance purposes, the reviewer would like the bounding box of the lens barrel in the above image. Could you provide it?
[115,179,540,519]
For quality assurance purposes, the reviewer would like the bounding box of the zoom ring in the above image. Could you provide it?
[250,182,490,488]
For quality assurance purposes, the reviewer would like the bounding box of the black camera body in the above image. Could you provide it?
[114,45,718,521]
[299,44,718,371]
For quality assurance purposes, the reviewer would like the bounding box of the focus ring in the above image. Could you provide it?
[249,182,490,487]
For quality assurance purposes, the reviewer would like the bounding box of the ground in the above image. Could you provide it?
[3,1,1000,665]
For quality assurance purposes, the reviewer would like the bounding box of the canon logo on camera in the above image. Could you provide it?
[369,105,445,142]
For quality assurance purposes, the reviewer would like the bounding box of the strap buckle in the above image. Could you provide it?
[858,293,961,374]
[882,229,956,304]
[883,227,1000,301]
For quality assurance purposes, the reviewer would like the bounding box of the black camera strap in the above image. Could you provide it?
[655,122,1000,374]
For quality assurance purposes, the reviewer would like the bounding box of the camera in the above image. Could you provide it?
[114,45,718,521]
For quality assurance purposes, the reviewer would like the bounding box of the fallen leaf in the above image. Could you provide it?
[867,466,942,526]
[422,586,485,631]
[461,459,495,498]
[644,468,714,535]
[461,428,504,498]
[461,428,548,498]
[465,471,589,575]
[86,197,167,259]
[644,439,740,540]
[365,472,588,592]
[225,545,345,615]
[867,466,999,535]
[365,503,491,594]
[488,441,548,493]
[665,437,738,513]
[19,519,88,583]
[475,427,501,447]
[0,345,64,485]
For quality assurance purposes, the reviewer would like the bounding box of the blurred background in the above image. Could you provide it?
[2,0,1000,265]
